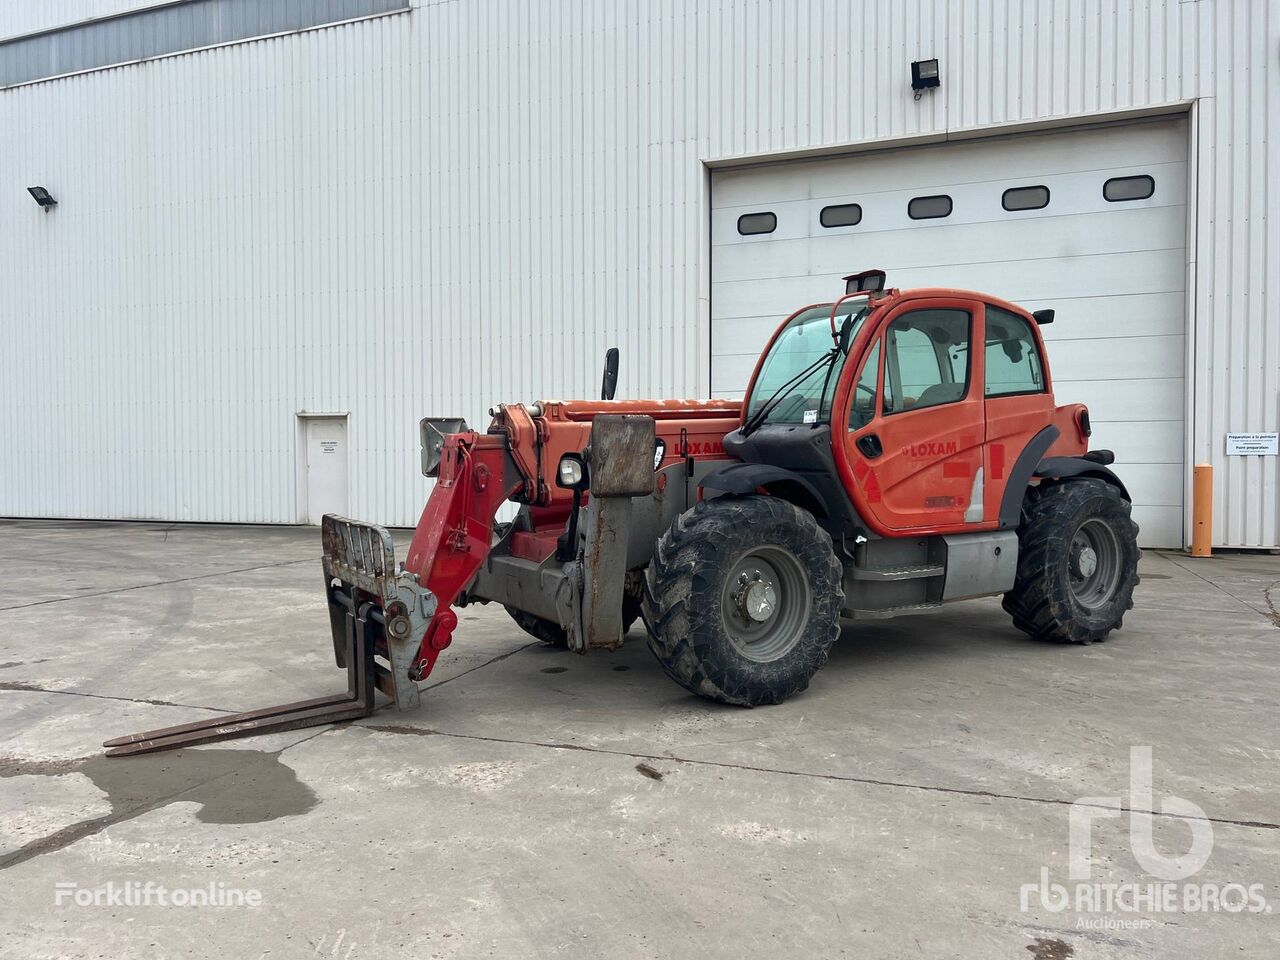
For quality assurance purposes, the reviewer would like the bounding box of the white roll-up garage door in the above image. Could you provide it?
[710,118,1187,548]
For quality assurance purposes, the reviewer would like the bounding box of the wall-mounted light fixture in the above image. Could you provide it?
[911,59,940,100]
[27,186,57,208]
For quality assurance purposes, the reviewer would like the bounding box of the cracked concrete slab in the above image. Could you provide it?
[0,520,1277,958]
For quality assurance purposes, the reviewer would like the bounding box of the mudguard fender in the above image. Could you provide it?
[700,461,831,516]
[1035,456,1131,502]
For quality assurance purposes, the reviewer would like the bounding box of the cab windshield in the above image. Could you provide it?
[744,301,870,427]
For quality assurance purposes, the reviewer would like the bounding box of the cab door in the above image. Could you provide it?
[844,297,987,532]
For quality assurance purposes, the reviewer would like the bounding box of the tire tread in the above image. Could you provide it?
[643,496,843,705]
[1002,480,1140,644]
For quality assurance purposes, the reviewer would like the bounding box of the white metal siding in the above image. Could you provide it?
[0,0,1276,546]
[710,120,1188,548]
[0,3,160,43]
[0,0,409,88]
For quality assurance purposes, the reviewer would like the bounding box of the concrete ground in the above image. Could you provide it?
[0,519,1277,960]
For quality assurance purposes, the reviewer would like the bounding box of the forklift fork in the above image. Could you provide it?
[103,596,378,757]
[104,517,436,757]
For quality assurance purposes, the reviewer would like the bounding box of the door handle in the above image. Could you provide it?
[856,434,883,459]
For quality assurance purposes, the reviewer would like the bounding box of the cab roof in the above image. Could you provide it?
[869,286,1037,322]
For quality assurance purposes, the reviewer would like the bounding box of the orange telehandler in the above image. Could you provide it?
[107,270,1139,756]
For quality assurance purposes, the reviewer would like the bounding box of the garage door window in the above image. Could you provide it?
[985,306,1045,397]
[1002,185,1050,211]
[737,212,777,235]
[907,195,952,220]
[1103,175,1155,202]
[820,203,863,228]
[884,309,970,414]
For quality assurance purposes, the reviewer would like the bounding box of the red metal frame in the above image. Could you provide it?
[403,432,523,679]
[397,399,744,678]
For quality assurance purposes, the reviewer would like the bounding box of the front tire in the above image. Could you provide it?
[643,496,842,706]
[1002,479,1140,643]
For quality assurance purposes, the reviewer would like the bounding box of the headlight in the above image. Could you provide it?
[653,438,666,471]
[557,453,588,490]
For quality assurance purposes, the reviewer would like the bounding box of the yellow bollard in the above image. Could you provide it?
[1190,463,1213,557]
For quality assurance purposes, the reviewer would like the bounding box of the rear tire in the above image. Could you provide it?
[1002,479,1140,644]
[643,496,842,706]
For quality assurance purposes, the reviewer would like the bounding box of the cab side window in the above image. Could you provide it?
[849,340,880,430]
[883,309,971,414]
[985,306,1045,397]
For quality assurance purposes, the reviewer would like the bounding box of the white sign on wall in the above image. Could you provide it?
[1225,433,1279,456]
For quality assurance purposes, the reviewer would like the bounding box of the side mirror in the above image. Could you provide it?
[600,347,619,401]
[837,314,855,354]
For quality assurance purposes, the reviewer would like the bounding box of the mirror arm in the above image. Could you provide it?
[600,347,620,401]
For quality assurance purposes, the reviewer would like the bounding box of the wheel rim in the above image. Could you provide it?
[719,545,810,663]
[1069,518,1123,611]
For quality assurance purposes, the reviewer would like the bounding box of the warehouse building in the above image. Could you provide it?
[1,0,1276,548]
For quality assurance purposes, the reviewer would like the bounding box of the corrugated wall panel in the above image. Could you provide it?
[0,0,1275,544]
[0,0,409,87]
[0,3,155,44]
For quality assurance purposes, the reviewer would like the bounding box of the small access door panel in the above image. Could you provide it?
[303,416,350,524]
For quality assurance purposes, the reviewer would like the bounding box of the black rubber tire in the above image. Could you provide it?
[504,606,568,647]
[621,597,641,635]
[506,576,642,646]
[1002,479,1141,644]
[643,495,843,706]
[622,571,644,636]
